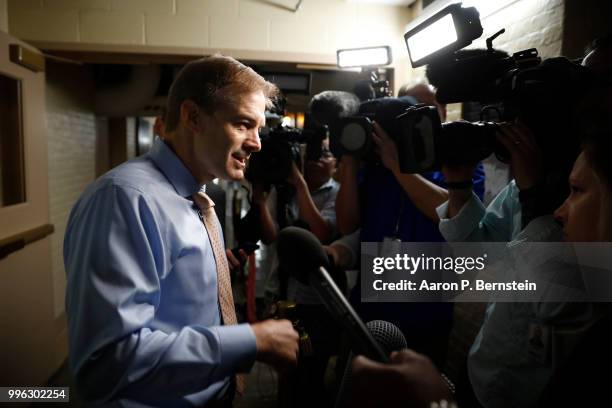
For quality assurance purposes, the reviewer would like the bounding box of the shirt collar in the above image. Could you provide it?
[148,137,201,197]
[313,178,335,193]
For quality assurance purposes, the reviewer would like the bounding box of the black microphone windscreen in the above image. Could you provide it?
[277,226,330,285]
[366,320,407,354]
[426,48,511,103]
[309,91,360,126]
[335,320,407,408]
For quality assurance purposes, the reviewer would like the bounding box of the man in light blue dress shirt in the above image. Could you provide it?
[64,55,299,407]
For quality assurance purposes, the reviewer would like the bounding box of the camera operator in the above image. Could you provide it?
[398,83,447,122]
[258,134,341,294]
[346,83,612,408]
[285,139,339,244]
[336,92,485,369]
[249,108,342,407]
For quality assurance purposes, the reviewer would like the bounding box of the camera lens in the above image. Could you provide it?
[341,122,369,153]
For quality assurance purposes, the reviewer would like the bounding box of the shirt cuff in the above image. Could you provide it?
[436,193,486,242]
[214,323,257,374]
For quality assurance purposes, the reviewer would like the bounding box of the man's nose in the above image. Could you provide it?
[553,200,568,226]
[244,129,261,153]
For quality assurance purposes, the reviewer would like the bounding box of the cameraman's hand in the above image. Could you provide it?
[338,155,362,180]
[251,319,299,373]
[226,248,247,271]
[252,182,268,205]
[348,350,453,408]
[437,163,477,219]
[324,243,354,270]
[372,121,400,175]
[286,161,306,189]
[496,121,542,190]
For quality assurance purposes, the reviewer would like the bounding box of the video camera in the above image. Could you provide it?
[336,3,594,173]
[330,46,403,160]
[332,96,417,161]
[246,96,329,186]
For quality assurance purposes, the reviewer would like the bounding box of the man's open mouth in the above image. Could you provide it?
[232,153,248,167]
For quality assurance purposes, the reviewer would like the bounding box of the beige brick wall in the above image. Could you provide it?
[80,9,145,44]
[46,62,99,318]
[8,4,79,42]
[126,117,136,159]
[0,0,7,32]
[470,0,564,58]
[7,0,412,68]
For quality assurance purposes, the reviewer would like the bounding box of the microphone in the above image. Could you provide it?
[426,48,512,104]
[335,320,408,408]
[365,320,408,353]
[277,227,389,363]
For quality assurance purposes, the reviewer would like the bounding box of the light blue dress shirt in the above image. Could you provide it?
[436,180,522,243]
[64,137,257,407]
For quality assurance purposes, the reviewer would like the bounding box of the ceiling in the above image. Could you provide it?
[346,0,417,6]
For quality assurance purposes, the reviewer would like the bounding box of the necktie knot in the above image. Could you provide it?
[192,191,215,214]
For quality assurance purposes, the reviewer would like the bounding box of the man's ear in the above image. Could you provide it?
[180,100,202,134]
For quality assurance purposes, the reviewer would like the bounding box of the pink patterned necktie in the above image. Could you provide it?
[192,191,245,395]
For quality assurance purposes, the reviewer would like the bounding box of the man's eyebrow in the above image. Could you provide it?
[233,114,256,122]
[239,111,266,126]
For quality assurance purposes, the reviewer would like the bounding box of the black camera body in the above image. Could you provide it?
[395,2,598,173]
[246,125,303,185]
[333,48,593,174]
[333,96,418,161]
[246,123,328,186]
[398,48,594,173]
[396,105,499,173]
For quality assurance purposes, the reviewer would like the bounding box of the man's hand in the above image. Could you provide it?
[226,248,247,271]
[339,154,362,173]
[496,121,542,190]
[252,182,268,205]
[347,350,453,408]
[372,121,400,175]
[324,243,352,270]
[337,154,363,235]
[251,319,299,373]
[286,161,306,188]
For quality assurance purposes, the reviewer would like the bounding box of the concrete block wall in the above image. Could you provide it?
[7,0,412,63]
[471,0,564,58]
[47,110,98,318]
[46,62,99,319]
[0,0,7,32]
[126,117,136,159]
